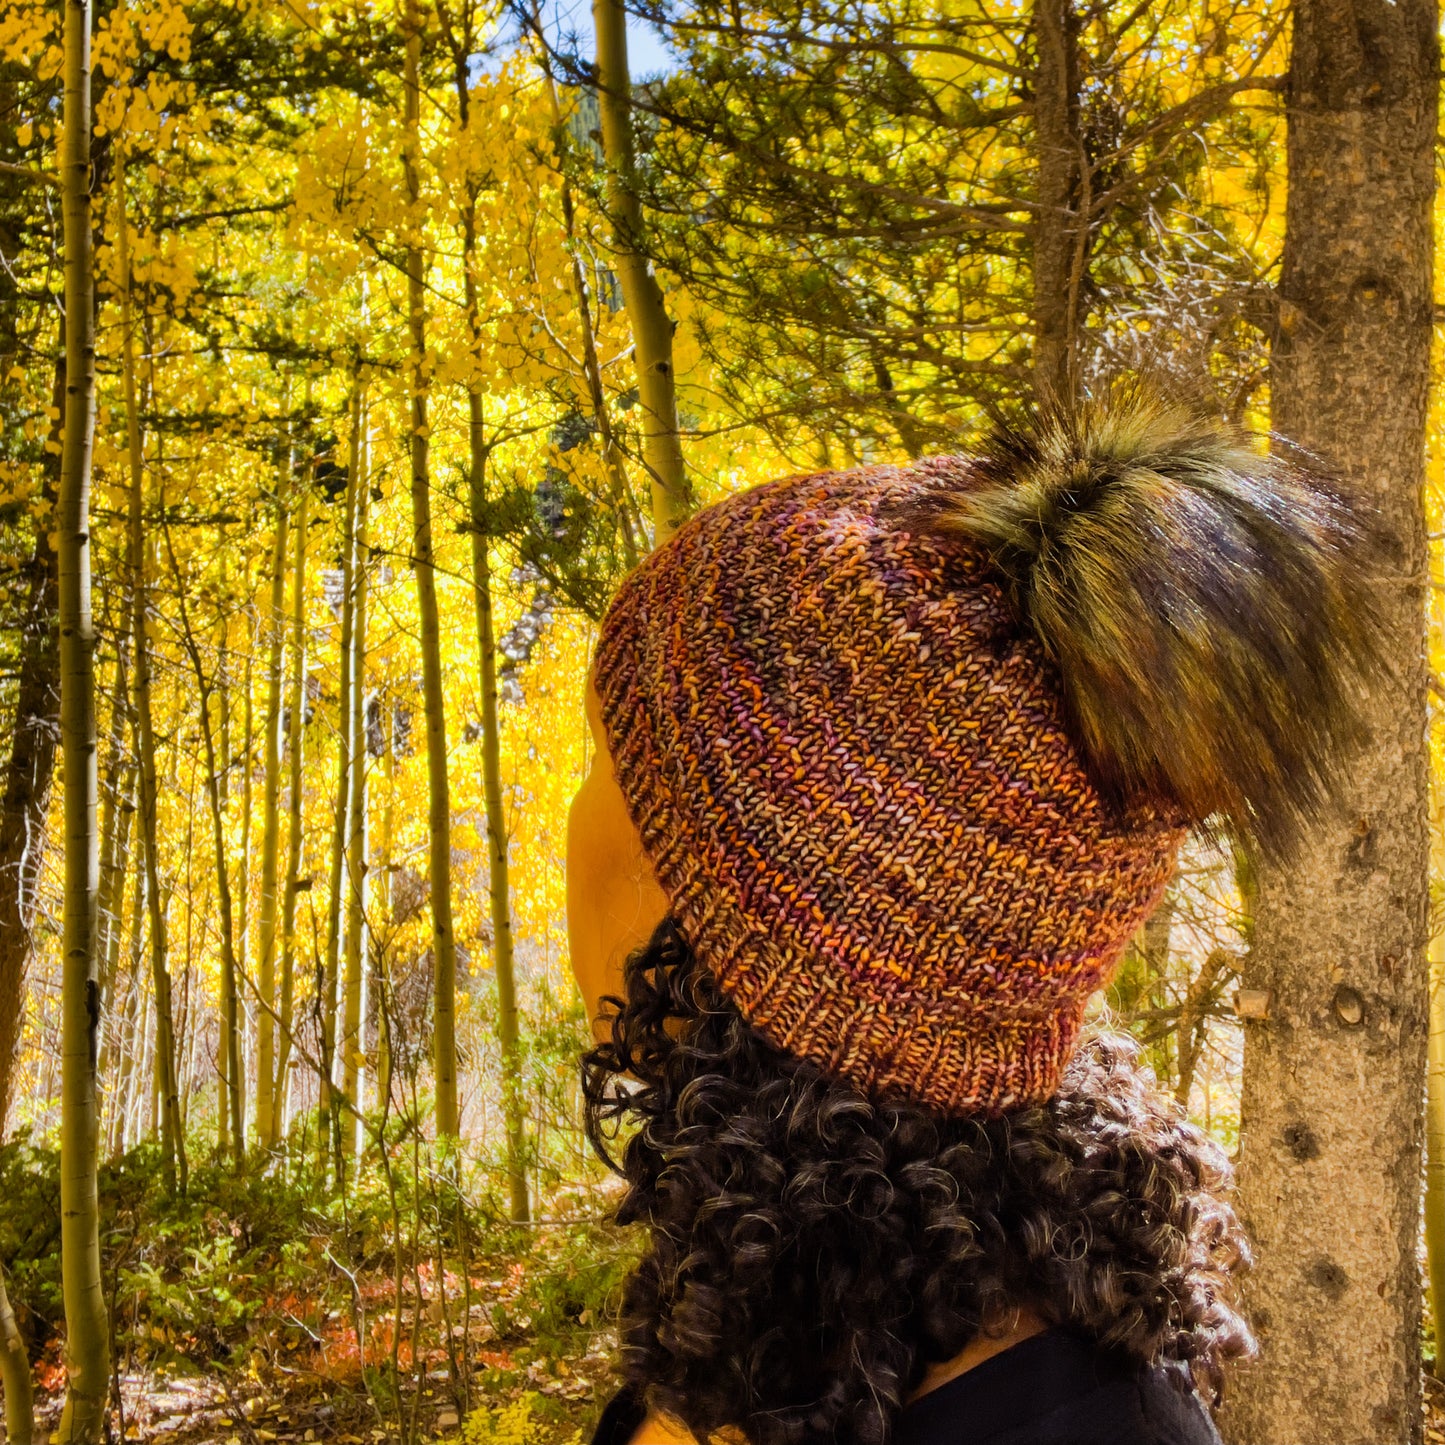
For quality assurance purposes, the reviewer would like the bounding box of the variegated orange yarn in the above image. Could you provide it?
[593,459,1185,1116]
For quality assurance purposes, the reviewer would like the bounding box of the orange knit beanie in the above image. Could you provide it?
[592,388,1383,1115]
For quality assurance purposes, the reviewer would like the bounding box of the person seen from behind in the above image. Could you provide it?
[566,382,1385,1445]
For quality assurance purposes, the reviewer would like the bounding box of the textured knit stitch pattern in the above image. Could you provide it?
[593,459,1186,1117]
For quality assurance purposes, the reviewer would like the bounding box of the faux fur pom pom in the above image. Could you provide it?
[913,383,1387,859]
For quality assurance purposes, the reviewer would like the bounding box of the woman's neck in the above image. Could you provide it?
[907,1306,1050,1405]
[627,1307,1052,1444]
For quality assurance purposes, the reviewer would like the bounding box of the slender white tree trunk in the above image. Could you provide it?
[591,0,689,541]
[56,0,110,1430]
[403,0,460,1139]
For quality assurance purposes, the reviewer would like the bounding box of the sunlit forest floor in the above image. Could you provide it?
[3,1137,632,1445]
[11,1121,1445,1445]
[29,1266,619,1445]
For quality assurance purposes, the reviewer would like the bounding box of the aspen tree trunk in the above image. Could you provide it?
[213,599,236,1158]
[403,0,461,1139]
[142,985,158,1143]
[529,30,640,563]
[212,607,247,1152]
[1141,889,1175,1086]
[340,401,369,1158]
[236,613,255,1119]
[166,533,246,1165]
[1173,949,1228,1110]
[207,575,235,1158]
[591,0,689,542]
[375,701,394,1117]
[96,760,134,1090]
[55,0,110,1429]
[93,642,133,1102]
[116,153,183,1195]
[274,483,308,1143]
[94,647,130,1010]
[449,56,530,1218]
[0,1260,33,1445]
[0,354,62,1134]
[463,396,528,1223]
[321,394,361,1160]
[255,501,289,1152]
[111,855,144,1158]
[1030,0,1086,410]
[1223,5,1437,1441]
[198,682,245,1163]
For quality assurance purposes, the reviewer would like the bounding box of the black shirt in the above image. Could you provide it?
[590,1330,1222,1445]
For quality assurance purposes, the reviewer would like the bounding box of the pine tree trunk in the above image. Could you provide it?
[275,481,308,1144]
[116,152,183,1196]
[403,1,461,1140]
[0,1260,34,1445]
[1030,0,1086,409]
[55,0,110,1429]
[1223,6,1437,1441]
[1427,812,1445,1382]
[1425,479,1445,1383]
[0,353,62,1135]
[591,0,690,542]
[340,400,370,1159]
[254,501,289,1153]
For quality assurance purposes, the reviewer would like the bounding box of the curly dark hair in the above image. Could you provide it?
[582,918,1255,1445]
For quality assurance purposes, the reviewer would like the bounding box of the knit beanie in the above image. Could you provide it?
[592,388,1382,1116]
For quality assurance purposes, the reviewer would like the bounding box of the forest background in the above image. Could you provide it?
[0,0,1440,1443]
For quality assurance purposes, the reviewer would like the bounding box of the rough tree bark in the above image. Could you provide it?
[1223,5,1437,1442]
[55,0,111,1429]
[0,354,62,1135]
[1426,489,1445,1381]
[403,0,461,1140]
[1428,750,1445,1378]
[592,0,690,542]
